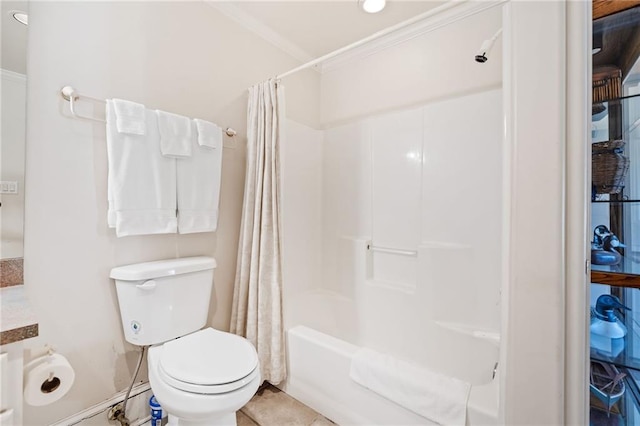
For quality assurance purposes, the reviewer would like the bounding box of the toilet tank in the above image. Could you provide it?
[110,257,216,345]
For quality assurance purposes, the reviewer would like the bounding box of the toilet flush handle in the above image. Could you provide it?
[136,280,157,290]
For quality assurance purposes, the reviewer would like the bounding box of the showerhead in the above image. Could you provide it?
[475,53,488,63]
[475,28,502,64]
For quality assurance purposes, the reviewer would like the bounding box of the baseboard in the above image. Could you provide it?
[50,382,152,426]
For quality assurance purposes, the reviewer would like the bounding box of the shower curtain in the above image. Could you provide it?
[230,79,286,384]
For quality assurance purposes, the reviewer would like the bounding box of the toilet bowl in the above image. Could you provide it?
[110,257,261,426]
[148,328,261,426]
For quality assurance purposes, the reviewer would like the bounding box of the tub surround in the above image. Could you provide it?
[1,284,38,344]
[280,88,502,424]
[0,257,23,288]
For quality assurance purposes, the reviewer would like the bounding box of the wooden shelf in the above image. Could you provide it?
[594,0,640,20]
[592,270,640,288]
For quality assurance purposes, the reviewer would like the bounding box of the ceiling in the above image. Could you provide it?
[0,1,443,76]
[212,1,444,60]
[1,1,28,74]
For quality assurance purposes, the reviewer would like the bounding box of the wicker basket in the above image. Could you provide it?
[592,140,629,194]
[593,67,622,104]
[593,67,622,103]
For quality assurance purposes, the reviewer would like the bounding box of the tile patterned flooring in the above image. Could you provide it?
[237,384,335,426]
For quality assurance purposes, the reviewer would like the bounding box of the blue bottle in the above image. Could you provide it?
[149,395,162,426]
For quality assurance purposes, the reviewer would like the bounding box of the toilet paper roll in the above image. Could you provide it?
[24,353,75,406]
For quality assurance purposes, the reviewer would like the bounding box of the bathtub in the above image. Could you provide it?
[280,326,498,425]
[280,290,500,425]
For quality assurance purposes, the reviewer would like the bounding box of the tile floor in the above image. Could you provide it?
[237,384,335,426]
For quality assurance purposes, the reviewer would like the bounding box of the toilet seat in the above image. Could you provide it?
[158,364,260,394]
[157,328,259,395]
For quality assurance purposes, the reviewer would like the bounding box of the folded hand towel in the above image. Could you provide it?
[106,100,177,237]
[350,348,471,426]
[176,121,223,234]
[112,98,146,135]
[156,110,193,157]
[194,119,223,149]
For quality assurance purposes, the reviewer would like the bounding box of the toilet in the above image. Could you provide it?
[110,257,261,426]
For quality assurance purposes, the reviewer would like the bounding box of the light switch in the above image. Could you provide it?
[0,182,18,195]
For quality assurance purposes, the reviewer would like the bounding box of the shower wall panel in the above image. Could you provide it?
[282,88,502,353]
[321,121,373,296]
[371,108,423,290]
[280,120,323,330]
[421,88,502,331]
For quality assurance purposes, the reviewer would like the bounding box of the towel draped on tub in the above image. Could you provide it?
[350,347,471,426]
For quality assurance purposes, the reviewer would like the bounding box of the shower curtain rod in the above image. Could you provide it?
[275,0,503,80]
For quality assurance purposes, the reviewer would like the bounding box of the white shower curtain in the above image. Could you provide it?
[230,79,286,385]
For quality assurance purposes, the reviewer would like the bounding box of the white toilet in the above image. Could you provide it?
[110,257,261,426]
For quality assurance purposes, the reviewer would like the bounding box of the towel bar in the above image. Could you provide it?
[60,86,237,137]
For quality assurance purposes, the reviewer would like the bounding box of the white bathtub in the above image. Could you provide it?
[280,325,499,426]
[280,286,500,425]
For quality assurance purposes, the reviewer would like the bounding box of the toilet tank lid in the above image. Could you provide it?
[110,256,216,281]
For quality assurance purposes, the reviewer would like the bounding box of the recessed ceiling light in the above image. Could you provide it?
[360,0,386,14]
[12,11,28,26]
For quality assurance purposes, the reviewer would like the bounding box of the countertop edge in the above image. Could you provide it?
[0,322,39,345]
[1,285,39,345]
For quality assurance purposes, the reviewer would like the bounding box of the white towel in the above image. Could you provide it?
[106,100,177,237]
[194,119,223,149]
[176,121,223,234]
[350,348,471,426]
[156,110,193,157]
[112,98,146,135]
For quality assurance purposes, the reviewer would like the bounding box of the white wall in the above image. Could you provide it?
[320,4,502,127]
[568,2,593,424]
[1,70,26,259]
[22,2,320,424]
[501,2,567,423]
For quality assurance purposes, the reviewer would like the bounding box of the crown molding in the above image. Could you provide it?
[205,1,315,65]
[321,0,505,73]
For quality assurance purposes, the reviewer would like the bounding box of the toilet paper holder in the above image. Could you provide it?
[24,345,76,406]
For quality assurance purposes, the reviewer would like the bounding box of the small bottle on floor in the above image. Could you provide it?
[149,395,162,426]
